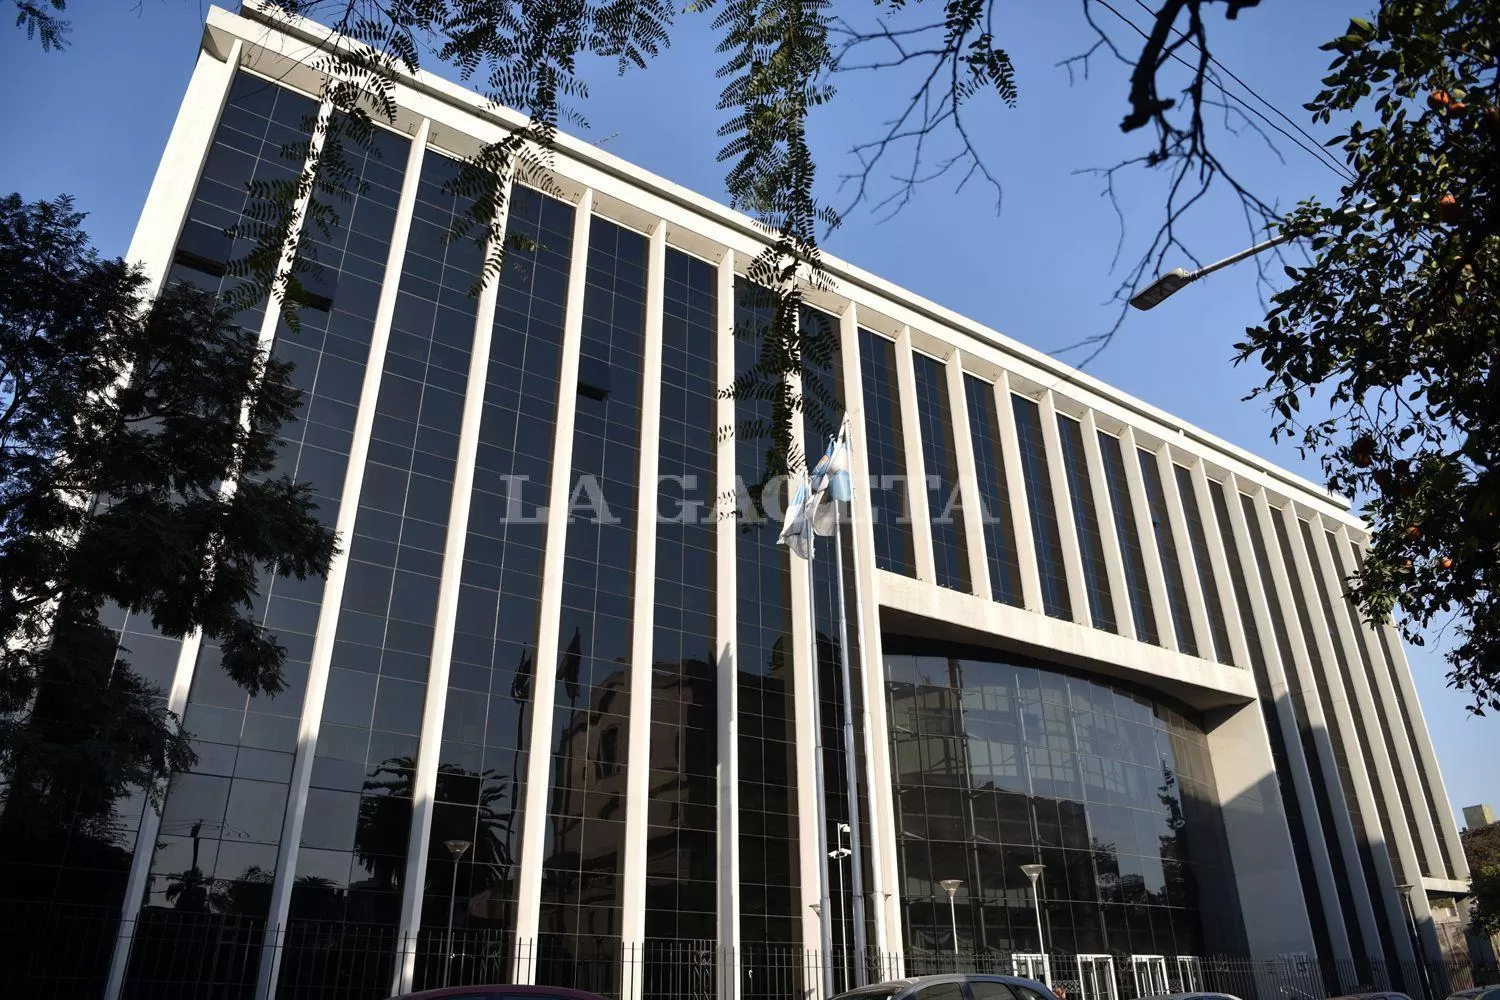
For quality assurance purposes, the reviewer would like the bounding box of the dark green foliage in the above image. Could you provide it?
[1235,0,1500,711]
[0,193,337,834]
[1466,820,1500,937]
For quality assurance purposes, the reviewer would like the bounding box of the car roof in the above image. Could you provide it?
[1143,993,1242,1000]
[395,986,609,1000]
[832,973,1057,999]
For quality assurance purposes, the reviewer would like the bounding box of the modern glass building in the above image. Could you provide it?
[3,4,1476,1000]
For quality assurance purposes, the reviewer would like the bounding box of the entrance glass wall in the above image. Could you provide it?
[885,643,1246,959]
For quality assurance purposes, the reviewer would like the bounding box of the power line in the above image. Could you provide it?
[1091,0,1356,183]
[1127,0,1355,180]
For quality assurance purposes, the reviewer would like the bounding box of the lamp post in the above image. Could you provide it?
[443,839,472,987]
[831,822,853,993]
[1396,884,1437,1000]
[939,880,964,959]
[1020,863,1050,987]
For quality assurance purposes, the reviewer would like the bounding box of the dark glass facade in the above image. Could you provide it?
[1138,451,1197,657]
[734,281,801,991]
[149,81,408,949]
[1056,416,1115,634]
[912,353,970,593]
[964,375,1023,607]
[1098,433,1158,645]
[885,643,1244,958]
[536,217,648,990]
[643,248,719,953]
[859,330,916,576]
[419,184,575,971]
[1172,466,1233,666]
[1011,397,1070,621]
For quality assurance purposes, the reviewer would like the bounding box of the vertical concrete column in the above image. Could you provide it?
[1079,411,1134,641]
[1203,699,1318,958]
[1119,428,1177,653]
[124,40,245,295]
[1306,525,1416,968]
[390,164,516,994]
[1248,491,1359,980]
[788,376,831,998]
[105,39,248,1000]
[1156,447,1212,654]
[511,190,595,977]
[838,303,902,975]
[1381,629,1467,879]
[254,118,432,1000]
[1191,462,1248,668]
[993,373,1042,615]
[1337,533,1445,879]
[892,328,936,583]
[618,220,667,1000]
[1278,503,1384,966]
[1231,479,1355,967]
[714,251,742,1000]
[1037,392,1088,626]
[944,351,990,601]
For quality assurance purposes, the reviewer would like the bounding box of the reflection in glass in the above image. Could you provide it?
[1011,397,1069,620]
[964,375,1023,607]
[886,643,1246,959]
[860,329,916,576]
[912,352,970,592]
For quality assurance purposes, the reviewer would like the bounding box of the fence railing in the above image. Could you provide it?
[2,902,1496,1000]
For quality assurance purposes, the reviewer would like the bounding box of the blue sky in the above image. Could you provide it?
[2,2,1492,824]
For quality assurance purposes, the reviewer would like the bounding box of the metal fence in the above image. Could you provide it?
[3,902,1497,1000]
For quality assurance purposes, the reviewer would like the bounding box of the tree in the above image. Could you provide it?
[12,2,1500,704]
[0,193,337,837]
[1462,819,1500,938]
[1236,2,1500,712]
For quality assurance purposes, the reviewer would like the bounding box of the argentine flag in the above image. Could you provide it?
[779,414,854,559]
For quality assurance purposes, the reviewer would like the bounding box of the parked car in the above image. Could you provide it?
[1446,988,1500,1000]
[1330,992,1414,1000]
[391,986,609,1000]
[831,973,1070,1000]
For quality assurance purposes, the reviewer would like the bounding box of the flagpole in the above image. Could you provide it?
[805,526,836,1000]
[831,497,870,986]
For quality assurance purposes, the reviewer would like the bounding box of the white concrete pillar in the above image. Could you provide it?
[944,351,990,601]
[892,328,936,583]
[254,117,432,1000]
[1080,411,1134,641]
[838,302,901,976]
[1119,428,1177,653]
[1191,463,1248,668]
[1237,481,1356,968]
[511,189,595,977]
[1277,503,1384,967]
[105,39,248,1000]
[714,251,742,1000]
[1156,447,1212,657]
[1306,523,1416,969]
[1037,393,1088,627]
[389,164,514,994]
[991,374,1043,615]
[618,220,667,1000]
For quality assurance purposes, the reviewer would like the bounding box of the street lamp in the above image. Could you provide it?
[1395,884,1437,1000]
[939,879,965,957]
[443,839,472,987]
[831,822,853,993]
[1020,863,1050,986]
[1129,232,1296,310]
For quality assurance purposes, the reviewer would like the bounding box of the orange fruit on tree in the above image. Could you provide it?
[1429,89,1451,110]
[1441,557,1454,570]
[1438,194,1462,223]
[1405,524,1422,540]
